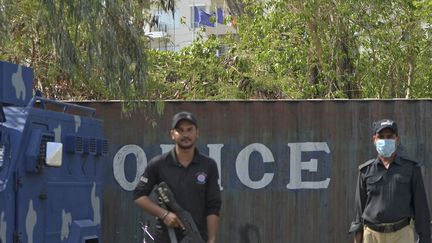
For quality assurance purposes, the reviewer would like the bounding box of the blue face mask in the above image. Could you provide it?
[375,139,396,158]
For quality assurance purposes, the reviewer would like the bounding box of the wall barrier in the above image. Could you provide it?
[84,100,432,243]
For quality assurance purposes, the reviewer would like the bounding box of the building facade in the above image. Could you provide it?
[145,0,237,51]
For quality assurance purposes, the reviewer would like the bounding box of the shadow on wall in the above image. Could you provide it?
[240,223,261,243]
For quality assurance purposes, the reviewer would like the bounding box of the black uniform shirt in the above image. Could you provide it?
[349,155,431,243]
[133,148,222,242]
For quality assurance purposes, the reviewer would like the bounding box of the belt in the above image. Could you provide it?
[365,218,410,233]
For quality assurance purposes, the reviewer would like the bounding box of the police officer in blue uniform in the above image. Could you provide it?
[349,119,431,243]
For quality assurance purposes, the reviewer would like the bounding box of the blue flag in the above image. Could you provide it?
[194,7,215,27]
[217,8,224,24]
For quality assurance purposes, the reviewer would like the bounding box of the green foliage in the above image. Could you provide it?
[147,0,432,99]
[2,0,432,101]
[147,34,244,100]
[0,0,173,101]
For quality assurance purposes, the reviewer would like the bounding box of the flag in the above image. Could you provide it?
[194,7,215,27]
[217,8,224,24]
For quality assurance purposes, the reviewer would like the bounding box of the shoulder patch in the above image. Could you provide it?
[358,159,375,170]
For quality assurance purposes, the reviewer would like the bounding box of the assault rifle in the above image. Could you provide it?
[156,181,205,243]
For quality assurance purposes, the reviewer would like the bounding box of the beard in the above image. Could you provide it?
[177,143,194,149]
[177,138,195,149]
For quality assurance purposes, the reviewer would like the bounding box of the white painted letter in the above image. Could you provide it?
[113,145,147,191]
[286,142,331,189]
[207,144,224,190]
[236,143,274,189]
[160,144,175,154]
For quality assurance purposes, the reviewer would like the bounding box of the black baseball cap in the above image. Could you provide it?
[171,111,197,129]
[373,119,398,134]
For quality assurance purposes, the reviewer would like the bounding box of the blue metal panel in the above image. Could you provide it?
[0,61,107,243]
[0,61,33,106]
[14,105,104,243]
[0,107,28,243]
[68,219,100,243]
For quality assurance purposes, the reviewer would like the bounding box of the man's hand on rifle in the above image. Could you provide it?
[162,211,185,230]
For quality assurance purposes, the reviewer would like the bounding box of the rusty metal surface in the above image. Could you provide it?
[82,100,432,243]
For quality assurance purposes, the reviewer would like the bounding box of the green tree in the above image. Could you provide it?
[2,0,432,100]
[148,0,432,99]
[0,0,173,101]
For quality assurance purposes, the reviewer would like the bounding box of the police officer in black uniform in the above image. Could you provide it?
[349,119,431,243]
[134,111,222,243]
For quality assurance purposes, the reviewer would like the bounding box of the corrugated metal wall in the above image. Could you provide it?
[85,100,432,243]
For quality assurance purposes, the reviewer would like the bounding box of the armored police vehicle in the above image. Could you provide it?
[0,61,107,243]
